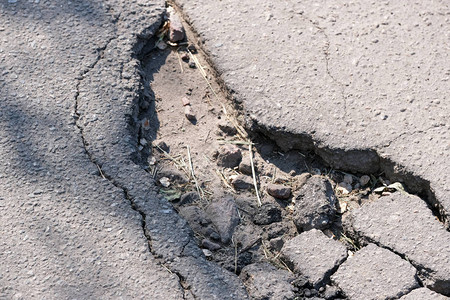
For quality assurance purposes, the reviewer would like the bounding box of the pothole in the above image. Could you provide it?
[133,4,449,299]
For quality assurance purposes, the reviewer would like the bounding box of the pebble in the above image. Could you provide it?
[343,174,353,185]
[156,40,167,50]
[159,177,170,187]
[360,175,370,186]
[202,239,221,251]
[184,105,196,121]
[181,97,190,106]
[180,53,189,62]
[231,175,254,190]
[148,156,157,166]
[215,144,242,168]
[187,44,197,53]
[169,13,185,42]
[202,249,213,258]
[337,182,352,194]
[238,156,252,175]
[266,183,291,199]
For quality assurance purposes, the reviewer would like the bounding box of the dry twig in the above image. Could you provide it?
[249,144,262,207]
[187,145,204,201]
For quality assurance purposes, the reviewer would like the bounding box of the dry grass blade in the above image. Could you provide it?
[215,169,235,191]
[187,49,247,140]
[97,164,106,179]
[218,139,254,146]
[176,51,184,73]
[187,145,204,201]
[154,144,189,175]
[249,144,262,207]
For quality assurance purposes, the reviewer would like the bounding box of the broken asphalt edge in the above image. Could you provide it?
[169,0,448,229]
[74,0,248,299]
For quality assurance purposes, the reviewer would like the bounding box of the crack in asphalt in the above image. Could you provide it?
[295,12,350,121]
[72,25,190,297]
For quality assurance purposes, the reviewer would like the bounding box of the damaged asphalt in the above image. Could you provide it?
[1,0,449,299]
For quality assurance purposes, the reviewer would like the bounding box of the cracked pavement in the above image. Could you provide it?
[174,0,450,225]
[0,0,186,298]
[1,0,248,298]
[1,0,449,299]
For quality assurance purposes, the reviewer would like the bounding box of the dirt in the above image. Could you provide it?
[136,6,402,299]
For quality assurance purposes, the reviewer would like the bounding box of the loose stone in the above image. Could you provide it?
[266,183,291,199]
[169,13,185,42]
[231,175,254,190]
[202,239,221,251]
[215,145,242,168]
[359,175,370,186]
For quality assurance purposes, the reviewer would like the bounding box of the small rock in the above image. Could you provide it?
[169,13,185,42]
[238,156,252,175]
[159,177,170,187]
[337,182,352,194]
[184,105,196,121]
[217,120,237,136]
[266,183,291,199]
[187,44,197,53]
[216,145,242,168]
[181,97,190,106]
[180,52,189,62]
[253,203,282,225]
[156,40,167,50]
[293,176,337,231]
[202,249,213,258]
[202,239,221,251]
[231,175,254,190]
[359,175,370,186]
[188,61,196,69]
[148,156,157,166]
[206,196,240,244]
[343,174,353,185]
[209,231,220,241]
[153,140,169,153]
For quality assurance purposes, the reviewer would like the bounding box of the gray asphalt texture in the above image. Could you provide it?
[0,0,247,298]
[2,0,450,299]
[174,0,450,225]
